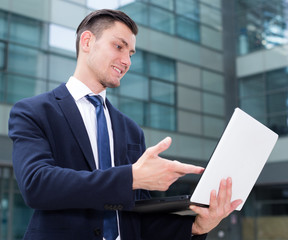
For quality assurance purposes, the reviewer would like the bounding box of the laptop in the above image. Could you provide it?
[131,108,278,215]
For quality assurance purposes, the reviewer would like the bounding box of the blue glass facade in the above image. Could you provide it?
[239,67,288,136]
[0,1,226,238]
[236,0,288,55]
[236,1,288,239]
[3,0,288,239]
[237,0,288,137]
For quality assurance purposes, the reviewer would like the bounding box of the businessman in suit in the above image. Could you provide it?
[9,9,241,240]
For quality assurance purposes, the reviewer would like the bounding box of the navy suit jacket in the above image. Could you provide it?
[9,84,207,240]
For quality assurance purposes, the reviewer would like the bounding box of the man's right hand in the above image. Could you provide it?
[132,137,204,191]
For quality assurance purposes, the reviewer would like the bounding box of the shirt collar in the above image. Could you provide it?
[66,76,107,103]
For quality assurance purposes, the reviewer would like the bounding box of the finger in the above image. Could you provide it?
[209,189,218,210]
[148,137,172,156]
[221,177,233,214]
[189,204,206,215]
[217,178,227,207]
[173,161,205,175]
[226,177,233,203]
[230,199,243,212]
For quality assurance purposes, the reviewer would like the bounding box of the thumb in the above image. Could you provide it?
[150,137,172,156]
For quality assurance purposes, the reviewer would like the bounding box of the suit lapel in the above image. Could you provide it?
[106,99,127,167]
[53,84,96,170]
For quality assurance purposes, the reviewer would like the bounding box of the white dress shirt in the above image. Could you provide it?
[66,76,115,169]
[66,76,120,240]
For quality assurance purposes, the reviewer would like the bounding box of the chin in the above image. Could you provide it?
[106,81,121,89]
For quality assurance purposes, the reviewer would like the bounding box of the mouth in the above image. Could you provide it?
[112,66,123,75]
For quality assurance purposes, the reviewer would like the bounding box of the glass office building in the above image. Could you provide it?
[0,0,287,239]
[236,0,288,239]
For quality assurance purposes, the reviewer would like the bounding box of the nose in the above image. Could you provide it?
[121,52,131,67]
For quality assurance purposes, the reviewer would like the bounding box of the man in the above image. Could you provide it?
[9,9,241,240]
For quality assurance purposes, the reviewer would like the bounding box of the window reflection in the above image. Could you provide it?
[176,16,200,42]
[239,73,265,98]
[119,98,146,126]
[119,2,149,26]
[49,24,75,53]
[0,42,5,70]
[149,103,176,131]
[8,44,47,78]
[236,0,288,55]
[149,54,175,82]
[120,0,205,45]
[151,80,175,104]
[239,67,288,136]
[150,0,174,11]
[119,73,149,100]
[0,72,3,102]
[0,11,8,40]
[176,0,199,21]
[149,6,175,34]
[6,74,46,104]
[267,68,288,90]
[129,50,146,74]
[48,54,76,83]
[10,14,43,48]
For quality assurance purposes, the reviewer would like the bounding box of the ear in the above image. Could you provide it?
[80,31,93,53]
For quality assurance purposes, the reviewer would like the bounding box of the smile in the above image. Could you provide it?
[113,66,122,74]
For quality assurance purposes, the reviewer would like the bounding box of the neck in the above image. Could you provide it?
[73,65,106,95]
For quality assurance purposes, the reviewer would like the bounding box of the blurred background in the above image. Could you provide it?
[0,0,288,239]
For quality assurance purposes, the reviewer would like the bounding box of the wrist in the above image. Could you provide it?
[192,221,204,235]
[132,163,140,190]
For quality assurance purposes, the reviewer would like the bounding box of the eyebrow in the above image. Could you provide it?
[115,36,136,55]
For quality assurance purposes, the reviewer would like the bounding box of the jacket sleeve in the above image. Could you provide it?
[8,99,137,211]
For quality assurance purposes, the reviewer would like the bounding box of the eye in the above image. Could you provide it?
[115,44,122,50]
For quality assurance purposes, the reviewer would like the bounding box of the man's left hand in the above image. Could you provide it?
[190,177,242,235]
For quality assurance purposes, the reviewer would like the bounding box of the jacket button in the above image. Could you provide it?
[94,228,101,236]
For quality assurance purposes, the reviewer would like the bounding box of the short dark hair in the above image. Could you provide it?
[75,9,138,58]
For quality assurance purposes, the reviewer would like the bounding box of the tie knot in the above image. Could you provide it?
[86,95,104,108]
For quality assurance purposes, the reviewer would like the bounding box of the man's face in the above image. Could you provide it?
[86,21,136,89]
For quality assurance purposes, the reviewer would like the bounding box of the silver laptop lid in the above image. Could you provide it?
[190,108,278,210]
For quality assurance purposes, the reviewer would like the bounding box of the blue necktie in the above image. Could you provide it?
[86,95,118,240]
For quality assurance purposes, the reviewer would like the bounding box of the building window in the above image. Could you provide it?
[10,14,44,48]
[148,54,175,82]
[236,0,288,55]
[149,6,175,34]
[0,11,8,40]
[150,0,174,11]
[0,72,4,102]
[49,24,76,53]
[8,44,47,79]
[151,80,175,105]
[119,2,149,27]
[120,0,203,43]
[119,72,149,101]
[176,16,200,42]
[129,49,146,74]
[0,165,33,240]
[48,54,76,83]
[119,98,147,126]
[149,103,176,131]
[239,67,288,136]
[176,0,199,21]
[5,74,46,104]
[0,41,5,70]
